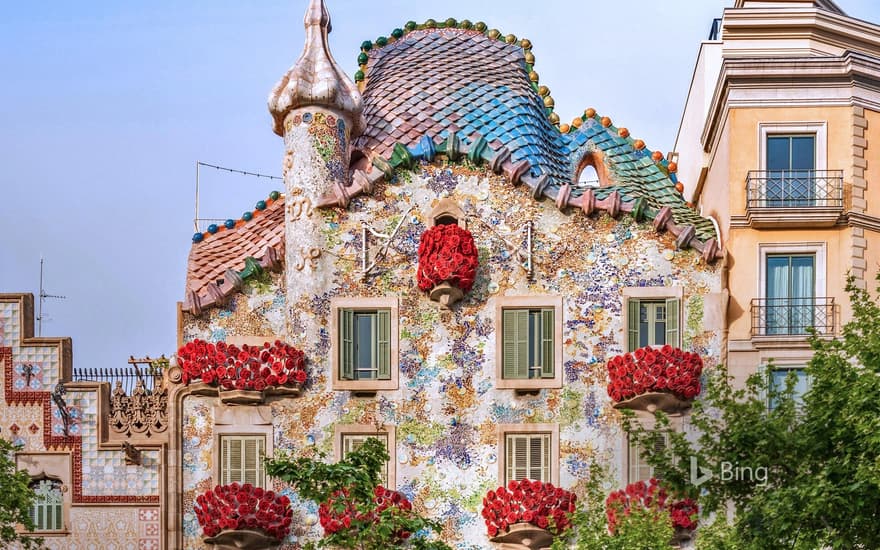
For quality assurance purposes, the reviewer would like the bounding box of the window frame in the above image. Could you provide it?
[218,434,267,488]
[331,297,399,392]
[497,423,560,486]
[766,363,811,411]
[333,424,396,489]
[29,477,64,533]
[622,287,683,352]
[758,122,827,172]
[495,296,563,390]
[627,432,670,484]
[756,243,827,339]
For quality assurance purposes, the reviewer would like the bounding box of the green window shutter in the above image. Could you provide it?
[665,298,679,347]
[628,299,640,351]
[341,309,355,380]
[541,309,555,378]
[377,310,391,380]
[503,310,529,379]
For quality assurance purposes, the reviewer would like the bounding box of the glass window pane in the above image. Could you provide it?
[654,311,666,346]
[766,256,791,300]
[355,313,375,380]
[790,136,815,170]
[639,304,649,348]
[767,136,791,170]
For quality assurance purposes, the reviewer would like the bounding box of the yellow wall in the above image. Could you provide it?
[725,106,854,217]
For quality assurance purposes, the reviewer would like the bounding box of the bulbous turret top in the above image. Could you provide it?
[268,0,363,136]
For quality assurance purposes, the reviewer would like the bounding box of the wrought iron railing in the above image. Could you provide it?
[708,18,722,40]
[750,297,835,336]
[746,170,843,209]
[72,358,164,394]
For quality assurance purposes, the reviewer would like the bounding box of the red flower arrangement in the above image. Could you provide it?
[177,339,307,390]
[194,482,293,541]
[605,344,702,402]
[417,223,479,293]
[318,486,413,541]
[605,478,698,534]
[481,479,577,538]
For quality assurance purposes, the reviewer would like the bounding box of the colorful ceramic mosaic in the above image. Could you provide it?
[180,163,722,548]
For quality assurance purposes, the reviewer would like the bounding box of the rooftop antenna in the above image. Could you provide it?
[37,257,66,336]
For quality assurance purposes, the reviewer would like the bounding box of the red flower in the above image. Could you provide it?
[605,346,705,402]
[416,224,479,294]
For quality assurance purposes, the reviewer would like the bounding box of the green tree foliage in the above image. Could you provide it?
[550,464,673,550]
[264,437,451,550]
[0,437,42,549]
[626,276,880,549]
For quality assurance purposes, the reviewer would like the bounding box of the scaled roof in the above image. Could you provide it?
[184,15,722,314]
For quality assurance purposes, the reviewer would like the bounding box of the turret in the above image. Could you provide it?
[268,0,363,354]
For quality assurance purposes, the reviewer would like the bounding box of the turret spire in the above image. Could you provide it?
[268,0,363,136]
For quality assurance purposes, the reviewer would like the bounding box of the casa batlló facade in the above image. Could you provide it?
[2,1,736,548]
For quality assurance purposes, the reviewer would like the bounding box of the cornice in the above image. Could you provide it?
[701,52,880,153]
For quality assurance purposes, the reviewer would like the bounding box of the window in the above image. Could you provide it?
[334,424,396,488]
[30,478,63,531]
[766,135,816,207]
[505,433,551,484]
[331,298,399,391]
[340,309,391,381]
[220,435,266,487]
[502,308,554,380]
[769,367,810,410]
[495,297,563,390]
[497,424,559,486]
[627,299,680,351]
[765,254,815,335]
[628,432,668,483]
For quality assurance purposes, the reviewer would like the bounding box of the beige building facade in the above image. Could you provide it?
[675,0,880,386]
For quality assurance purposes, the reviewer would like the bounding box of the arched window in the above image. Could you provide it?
[574,151,609,188]
[30,478,63,531]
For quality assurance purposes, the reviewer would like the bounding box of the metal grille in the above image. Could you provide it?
[746,170,843,209]
[750,297,835,336]
[708,18,722,40]
[72,359,163,394]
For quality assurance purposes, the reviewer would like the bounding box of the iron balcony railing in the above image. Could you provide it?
[750,297,835,337]
[746,170,844,209]
[72,362,163,394]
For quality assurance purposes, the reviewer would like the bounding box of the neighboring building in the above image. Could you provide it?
[675,0,880,394]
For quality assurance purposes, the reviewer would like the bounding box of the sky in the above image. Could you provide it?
[2,0,880,370]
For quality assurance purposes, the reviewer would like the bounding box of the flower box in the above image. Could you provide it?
[203,528,282,550]
[606,345,703,414]
[417,223,478,308]
[482,479,575,546]
[606,478,698,537]
[318,485,414,543]
[195,483,292,545]
[177,340,307,403]
[488,522,555,549]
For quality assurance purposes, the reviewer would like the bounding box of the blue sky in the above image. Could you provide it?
[2,0,880,369]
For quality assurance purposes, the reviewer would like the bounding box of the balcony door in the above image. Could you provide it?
[766,135,815,207]
[766,254,815,335]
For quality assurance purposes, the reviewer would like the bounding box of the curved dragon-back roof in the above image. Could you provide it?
[183,15,721,315]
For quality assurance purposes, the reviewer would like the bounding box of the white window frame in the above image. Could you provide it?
[758,122,827,171]
[29,478,64,532]
[627,432,669,484]
[622,287,684,351]
[495,296,563,390]
[334,424,396,488]
[496,423,560,486]
[219,434,267,488]
[757,243,826,302]
[331,297,399,392]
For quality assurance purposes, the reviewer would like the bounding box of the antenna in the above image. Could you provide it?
[37,257,66,336]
